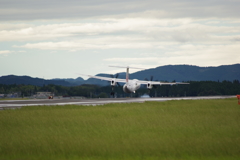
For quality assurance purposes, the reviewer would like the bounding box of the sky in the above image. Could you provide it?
[0,0,240,79]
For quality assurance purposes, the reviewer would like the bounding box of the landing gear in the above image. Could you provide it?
[110,86,115,98]
[110,91,115,97]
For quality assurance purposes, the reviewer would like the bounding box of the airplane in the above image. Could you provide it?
[83,66,189,94]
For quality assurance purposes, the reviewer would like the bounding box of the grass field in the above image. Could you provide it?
[0,98,239,160]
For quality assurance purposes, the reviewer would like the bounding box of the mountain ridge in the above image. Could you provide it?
[0,64,239,86]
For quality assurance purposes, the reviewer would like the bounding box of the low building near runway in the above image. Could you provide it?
[0,92,21,99]
[34,92,54,99]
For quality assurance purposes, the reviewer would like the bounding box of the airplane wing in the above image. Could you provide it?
[137,80,189,85]
[84,75,127,83]
[83,74,189,85]
[82,74,189,85]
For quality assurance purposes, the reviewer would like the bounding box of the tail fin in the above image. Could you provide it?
[126,67,129,82]
[109,66,144,82]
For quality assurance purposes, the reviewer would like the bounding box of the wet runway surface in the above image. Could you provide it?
[0,96,235,110]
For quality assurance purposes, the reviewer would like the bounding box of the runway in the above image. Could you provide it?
[0,95,235,110]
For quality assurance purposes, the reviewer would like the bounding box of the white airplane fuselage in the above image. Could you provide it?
[123,79,141,93]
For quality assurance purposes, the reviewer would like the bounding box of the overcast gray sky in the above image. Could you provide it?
[0,0,240,79]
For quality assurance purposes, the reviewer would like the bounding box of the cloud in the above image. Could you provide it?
[6,17,240,70]
[0,50,12,55]
[104,57,158,63]
[0,0,240,21]
[14,39,155,50]
[1,0,240,80]
[103,44,240,67]
[3,18,240,47]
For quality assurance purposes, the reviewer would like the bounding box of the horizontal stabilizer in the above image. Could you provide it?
[109,65,145,70]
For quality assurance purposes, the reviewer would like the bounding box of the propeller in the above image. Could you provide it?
[110,73,119,78]
[145,76,157,89]
[110,73,121,87]
[145,76,159,97]
[145,75,153,82]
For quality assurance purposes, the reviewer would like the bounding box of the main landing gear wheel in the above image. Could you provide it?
[110,86,115,98]
[110,91,115,97]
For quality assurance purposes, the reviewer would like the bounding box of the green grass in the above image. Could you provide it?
[0,98,240,160]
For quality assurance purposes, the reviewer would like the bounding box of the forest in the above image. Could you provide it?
[0,80,239,98]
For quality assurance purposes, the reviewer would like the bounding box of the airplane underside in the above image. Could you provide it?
[123,84,132,93]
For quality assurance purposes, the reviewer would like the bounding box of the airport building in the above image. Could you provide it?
[35,92,54,99]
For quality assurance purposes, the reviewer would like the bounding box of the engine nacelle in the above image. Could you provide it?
[147,82,153,89]
[111,79,116,86]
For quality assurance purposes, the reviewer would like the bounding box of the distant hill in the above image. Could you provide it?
[0,64,239,86]
[52,73,126,86]
[0,75,72,86]
[130,64,240,82]
[83,64,240,85]
[51,77,84,86]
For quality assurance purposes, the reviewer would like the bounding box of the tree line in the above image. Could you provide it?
[0,80,239,98]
